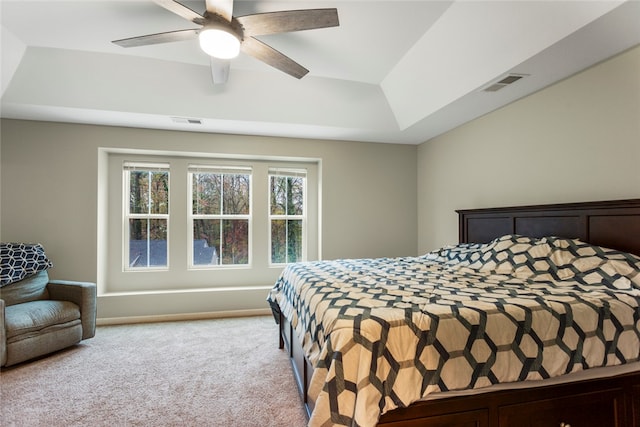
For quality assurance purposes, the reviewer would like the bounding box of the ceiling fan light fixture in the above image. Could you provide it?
[199,26,240,59]
[112,3,340,84]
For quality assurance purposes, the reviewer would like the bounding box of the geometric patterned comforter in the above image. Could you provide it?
[267,235,640,427]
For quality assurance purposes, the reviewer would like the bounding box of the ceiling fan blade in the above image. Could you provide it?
[205,0,233,22]
[154,0,205,25]
[241,37,308,79]
[210,57,230,85]
[112,29,199,48]
[237,9,339,37]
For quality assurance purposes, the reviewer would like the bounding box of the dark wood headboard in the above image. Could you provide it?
[457,199,640,256]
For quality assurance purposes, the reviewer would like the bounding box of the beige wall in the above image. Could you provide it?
[0,121,417,319]
[417,45,640,253]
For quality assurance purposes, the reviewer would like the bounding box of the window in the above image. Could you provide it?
[101,150,319,293]
[269,169,306,264]
[124,162,170,269]
[190,166,251,267]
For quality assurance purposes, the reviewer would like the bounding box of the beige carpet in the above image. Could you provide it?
[1,316,308,427]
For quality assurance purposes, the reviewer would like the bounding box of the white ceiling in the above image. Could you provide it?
[1,0,639,145]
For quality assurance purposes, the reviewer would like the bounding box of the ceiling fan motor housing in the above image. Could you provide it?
[202,12,245,40]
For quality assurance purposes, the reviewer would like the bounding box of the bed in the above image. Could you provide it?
[267,199,640,427]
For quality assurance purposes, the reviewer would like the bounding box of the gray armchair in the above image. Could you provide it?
[1,270,96,367]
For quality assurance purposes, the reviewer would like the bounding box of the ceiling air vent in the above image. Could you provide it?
[171,117,202,125]
[483,74,528,92]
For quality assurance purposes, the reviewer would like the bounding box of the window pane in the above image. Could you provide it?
[193,219,220,265]
[288,177,304,215]
[271,219,286,263]
[192,173,221,215]
[270,176,286,215]
[129,171,169,214]
[129,218,167,267]
[129,171,149,214]
[150,171,169,214]
[223,174,250,215]
[222,219,249,264]
[287,219,303,262]
[271,219,302,264]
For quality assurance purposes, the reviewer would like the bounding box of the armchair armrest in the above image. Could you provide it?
[47,280,97,340]
[1,298,6,366]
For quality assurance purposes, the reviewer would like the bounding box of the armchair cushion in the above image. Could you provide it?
[5,300,81,341]
[0,271,50,306]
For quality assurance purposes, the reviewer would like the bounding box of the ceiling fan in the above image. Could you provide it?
[112,0,339,85]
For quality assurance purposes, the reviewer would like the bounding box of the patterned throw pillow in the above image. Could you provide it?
[424,242,485,266]
[0,243,53,287]
[470,235,640,288]
[543,236,640,289]
[426,235,640,290]
[467,235,570,279]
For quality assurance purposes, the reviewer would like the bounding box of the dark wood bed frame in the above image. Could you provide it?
[278,199,640,427]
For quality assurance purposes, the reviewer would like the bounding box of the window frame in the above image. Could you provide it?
[188,165,253,269]
[268,168,307,266]
[122,162,170,271]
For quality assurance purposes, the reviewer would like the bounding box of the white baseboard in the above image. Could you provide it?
[96,308,272,326]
